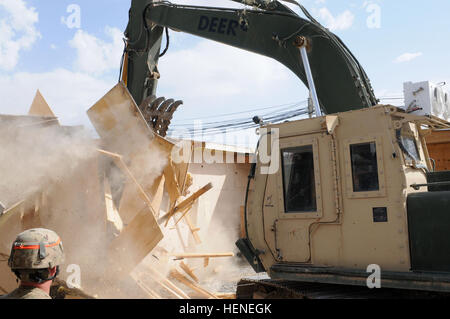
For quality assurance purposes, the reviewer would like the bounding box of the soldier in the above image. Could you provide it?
[0,228,65,299]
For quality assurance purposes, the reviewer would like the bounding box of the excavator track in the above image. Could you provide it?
[236,278,450,299]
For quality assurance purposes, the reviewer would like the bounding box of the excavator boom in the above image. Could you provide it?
[124,0,377,118]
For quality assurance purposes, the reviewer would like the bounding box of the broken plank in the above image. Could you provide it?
[164,160,181,205]
[185,216,202,245]
[148,174,165,218]
[173,203,194,226]
[179,261,199,283]
[146,268,191,299]
[171,253,234,259]
[131,275,162,299]
[163,182,213,226]
[169,269,218,299]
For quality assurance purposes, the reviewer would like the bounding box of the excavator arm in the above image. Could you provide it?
[123,0,378,123]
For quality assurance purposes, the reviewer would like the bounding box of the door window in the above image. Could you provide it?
[281,145,317,213]
[350,142,380,192]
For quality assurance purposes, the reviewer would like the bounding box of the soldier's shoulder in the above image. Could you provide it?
[0,287,52,299]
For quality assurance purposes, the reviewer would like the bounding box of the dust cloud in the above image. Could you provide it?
[0,117,97,207]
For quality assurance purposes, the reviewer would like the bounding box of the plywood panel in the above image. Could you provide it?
[428,143,450,171]
[109,206,164,272]
[28,90,57,119]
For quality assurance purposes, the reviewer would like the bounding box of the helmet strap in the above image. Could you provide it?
[14,266,60,284]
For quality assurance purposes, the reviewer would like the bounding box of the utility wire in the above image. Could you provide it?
[173,100,308,123]
[170,106,310,136]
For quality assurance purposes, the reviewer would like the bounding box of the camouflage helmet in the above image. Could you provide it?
[8,228,65,270]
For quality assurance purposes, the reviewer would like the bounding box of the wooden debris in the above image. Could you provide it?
[28,89,58,119]
[164,160,181,204]
[87,83,156,150]
[148,174,165,218]
[179,261,199,283]
[163,182,213,226]
[185,215,202,244]
[170,252,235,268]
[171,253,234,259]
[173,203,194,226]
[145,268,190,299]
[169,269,218,299]
[133,277,162,299]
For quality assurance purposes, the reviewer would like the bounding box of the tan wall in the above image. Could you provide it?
[187,161,250,253]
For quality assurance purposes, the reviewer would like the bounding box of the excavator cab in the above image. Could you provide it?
[241,105,450,293]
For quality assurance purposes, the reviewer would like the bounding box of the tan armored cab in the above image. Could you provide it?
[239,105,450,291]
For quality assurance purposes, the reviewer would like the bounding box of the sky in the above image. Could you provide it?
[0,0,449,147]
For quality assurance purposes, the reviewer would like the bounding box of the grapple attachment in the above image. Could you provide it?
[138,95,183,137]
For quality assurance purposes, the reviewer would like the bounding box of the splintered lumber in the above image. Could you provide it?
[163,183,213,226]
[172,252,234,267]
[164,161,181,204]
[179,261,199,283]
[185,215,202,245]
[169,269,219,299]
[173,140,193,195]
[133,277,162,299]
[171,253,234,259]
[173,203,194,226]
[148,174,165,218]
[145,268,190,299]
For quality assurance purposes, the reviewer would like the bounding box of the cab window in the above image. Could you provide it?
[350,142,380,192]
[281,145,317,213]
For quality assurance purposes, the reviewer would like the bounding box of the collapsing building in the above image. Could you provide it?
[0,83,255,299]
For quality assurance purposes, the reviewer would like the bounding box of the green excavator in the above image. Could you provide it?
[122,0,450,298]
